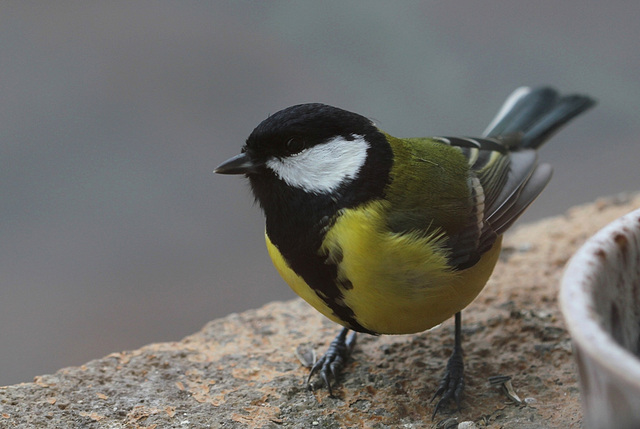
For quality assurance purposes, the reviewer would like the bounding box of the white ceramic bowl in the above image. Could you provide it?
[561,208,640,429]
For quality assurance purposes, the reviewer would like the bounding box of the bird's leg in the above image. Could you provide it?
[431,312,465,418]
[307,327,357,396]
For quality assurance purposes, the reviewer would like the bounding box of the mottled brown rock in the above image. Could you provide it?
[1,193,639,428]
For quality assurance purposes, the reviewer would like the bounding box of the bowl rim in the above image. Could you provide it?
[560,207,640,383]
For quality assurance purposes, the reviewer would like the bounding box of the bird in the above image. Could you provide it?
[214,86,595,416]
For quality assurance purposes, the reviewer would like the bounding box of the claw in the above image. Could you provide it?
[307,328,356,396]
[431,312,465,418]
[431,347,465,418]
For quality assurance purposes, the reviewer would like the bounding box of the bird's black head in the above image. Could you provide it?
[216,103,393,211]
[245,103,378,160]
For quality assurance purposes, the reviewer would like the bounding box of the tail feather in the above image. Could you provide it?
[520,94,596,148]
[483,86,596,149]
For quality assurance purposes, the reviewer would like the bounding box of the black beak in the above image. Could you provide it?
[214,152,263,175]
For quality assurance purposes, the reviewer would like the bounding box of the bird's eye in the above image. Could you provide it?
[285,138,305,155]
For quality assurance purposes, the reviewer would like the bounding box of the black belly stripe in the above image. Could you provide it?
[266,226,373,334]
[288,249,373,334]
[263,191,377,335]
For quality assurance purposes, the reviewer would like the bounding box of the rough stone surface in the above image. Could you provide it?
[1,193,639,428]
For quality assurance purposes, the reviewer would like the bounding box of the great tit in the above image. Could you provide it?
[215,87,595,416]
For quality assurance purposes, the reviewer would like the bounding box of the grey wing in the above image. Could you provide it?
[434,137,552,269]
[439,86,593,269]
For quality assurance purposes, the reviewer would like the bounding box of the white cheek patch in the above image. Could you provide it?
[266,135,370,194]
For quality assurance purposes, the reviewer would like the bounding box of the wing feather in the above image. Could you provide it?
[434,136,547,269]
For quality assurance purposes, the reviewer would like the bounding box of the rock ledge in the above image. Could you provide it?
[2,193,639,428]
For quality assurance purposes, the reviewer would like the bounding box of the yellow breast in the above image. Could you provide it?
[266,201,502,335]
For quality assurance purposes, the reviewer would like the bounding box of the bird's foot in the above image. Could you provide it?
[307,328,357,396]
[431,346,464,418]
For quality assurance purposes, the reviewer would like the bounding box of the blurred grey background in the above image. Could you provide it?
[1,2,638,386]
